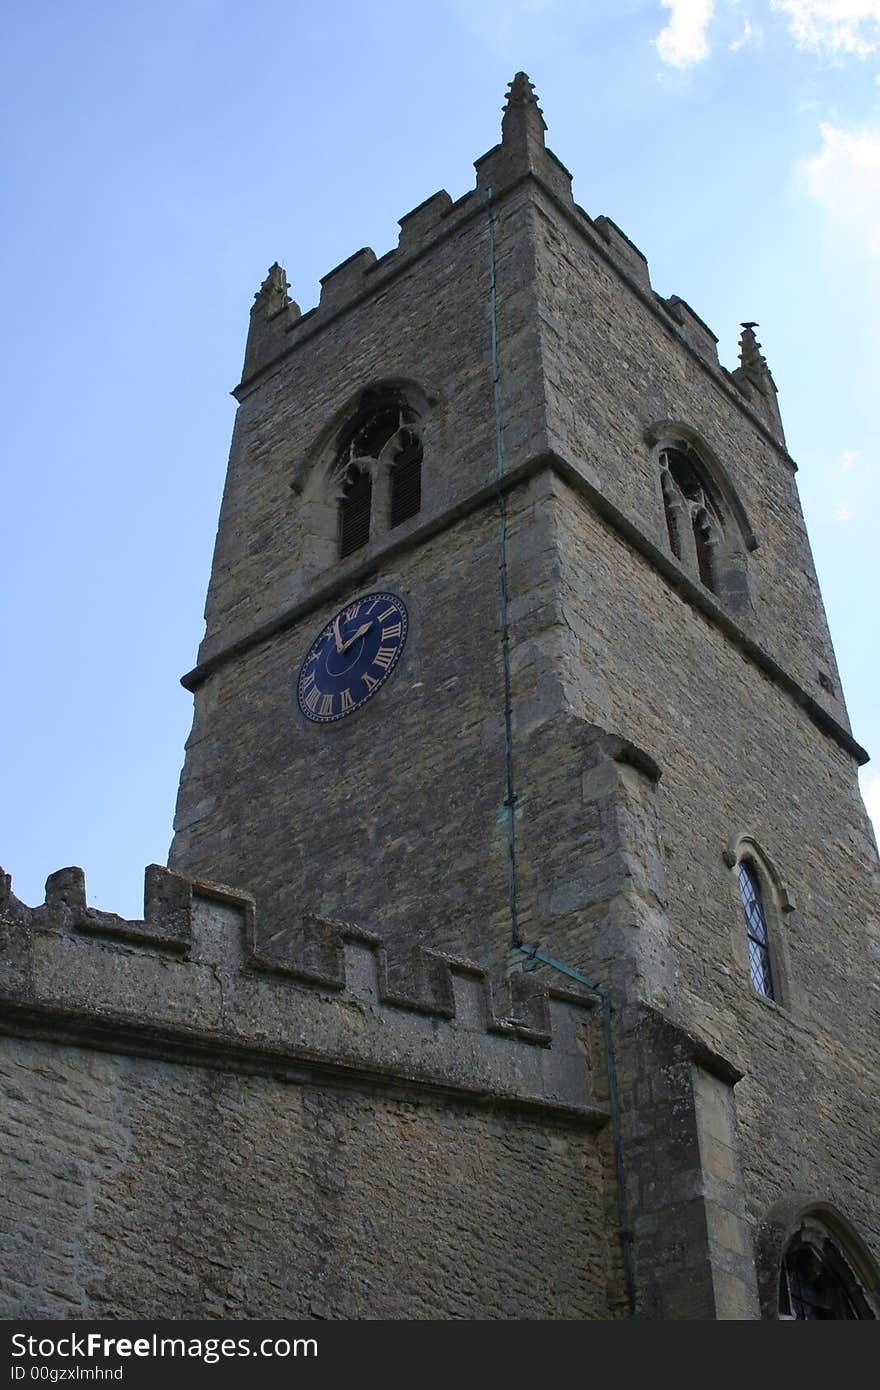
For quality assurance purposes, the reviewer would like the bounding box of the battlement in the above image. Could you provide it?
[238,184,483,387]
[237,74,584,389]
[0,864,604,1122]
[235,72,786,459]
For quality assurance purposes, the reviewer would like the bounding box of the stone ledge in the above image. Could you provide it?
[0,864,604,1119]
[179,450,869,770]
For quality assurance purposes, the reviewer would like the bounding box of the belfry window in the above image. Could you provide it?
[659,444,725,595]
[332,389,423,559]
[339,465,372,558]
[389,431,422,528]
[737,860,775,1000]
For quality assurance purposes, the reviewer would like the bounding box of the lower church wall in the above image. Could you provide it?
[0,1036,611,1319]
[0,868,619,1320]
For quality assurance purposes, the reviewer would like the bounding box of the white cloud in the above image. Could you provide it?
[772,0,880,57]
[859,767,880,841]
[650,0,880,70]
[839,449,859,470]
[801,121,880,253]
[730,16,755,48]
[835,502,855,519]
[653,0,716,67]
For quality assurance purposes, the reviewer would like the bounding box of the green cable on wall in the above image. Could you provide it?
[484,187,638,1319]
[484,185,521,951]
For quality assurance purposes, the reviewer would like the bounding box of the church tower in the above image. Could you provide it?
[169,76,879,1317]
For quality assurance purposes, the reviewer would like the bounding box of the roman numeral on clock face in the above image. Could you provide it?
[299,592,407,722]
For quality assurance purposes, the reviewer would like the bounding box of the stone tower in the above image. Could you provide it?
[23,73,856,1312]
[166,73,878,1312]
[165,74,879,1318]
[6,73,873,1322]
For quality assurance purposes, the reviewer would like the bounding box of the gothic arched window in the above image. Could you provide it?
[737,859,775,1000]
[725,833,793,1005]
[332,389,423,559]
[659,443,726,595]
[756,1199,879,1320]
[778,1218,878,1320]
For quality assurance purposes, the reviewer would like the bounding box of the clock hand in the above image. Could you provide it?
[339,621,373,654]
[332,615,344,654]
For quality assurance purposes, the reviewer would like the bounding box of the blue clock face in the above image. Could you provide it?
[297,592,408,723]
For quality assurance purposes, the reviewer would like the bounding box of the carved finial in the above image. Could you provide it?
[476,68,571,202]
[505,72,541,111]
[254,262,291,318]
[739,322,766,374]
[502,71,547,143]
[240,263,301,388]
[734,321,785,444]
[738,321,777,392]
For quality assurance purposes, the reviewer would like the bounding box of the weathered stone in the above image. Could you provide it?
[3,72,877,1322]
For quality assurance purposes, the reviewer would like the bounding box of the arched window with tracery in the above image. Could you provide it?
[781,1240,864,1318]
[332,388,423,559]
[650,427,760,615]
[758,1203,880,1320]
[293,382,430,578]
[659,443,726,595]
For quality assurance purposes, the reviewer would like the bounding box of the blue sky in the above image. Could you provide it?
[2,0,878,916]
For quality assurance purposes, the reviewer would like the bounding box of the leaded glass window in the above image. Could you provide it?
[738,861,775,999]
[781,1247,861,1319]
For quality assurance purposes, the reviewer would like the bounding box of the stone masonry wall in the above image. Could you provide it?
[171,482,567,964]
[0,866,618,1319]
[531,181,849,732]
[163,79,878,1315]
[195,184,545,670]
[549,478,879,1272]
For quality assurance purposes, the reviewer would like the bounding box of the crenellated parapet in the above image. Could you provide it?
[661,294,720,365]
[593,215,652,293]
[234,73,783,464]
[0,864,605,1122]
[235,185,483,397]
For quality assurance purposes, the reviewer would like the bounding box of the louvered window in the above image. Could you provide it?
[331,389,425,560]
[660,444,724,595]
[339,468,372,558]
[694,512,716,591]
[389,438,422,529]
